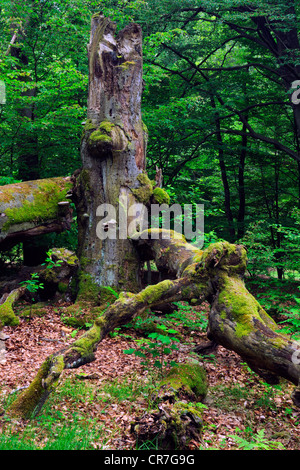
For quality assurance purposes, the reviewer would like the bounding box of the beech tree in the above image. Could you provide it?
[1,15,300,420]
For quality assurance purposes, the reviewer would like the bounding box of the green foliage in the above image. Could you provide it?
[42,250,64,270]
[229,428,285,450]
[166,302,208,331]
[124,323,180,375]
[20,272,44,301]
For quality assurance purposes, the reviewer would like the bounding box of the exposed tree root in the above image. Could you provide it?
[5,233,300,418]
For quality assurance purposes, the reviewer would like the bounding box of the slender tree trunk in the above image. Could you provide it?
[10,44,39,180]
[237,119,248,240]
[210,96,235,242]
[75,15,148,294]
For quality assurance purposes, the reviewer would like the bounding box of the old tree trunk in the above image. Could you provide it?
[75,15,147,295]
[3,16,300,419]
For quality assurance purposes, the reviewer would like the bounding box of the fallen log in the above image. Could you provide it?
[131,363,207,450]
[0,177,74,250]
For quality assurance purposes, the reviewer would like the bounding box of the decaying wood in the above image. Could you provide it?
[0,177,74,250]
[5,233,300,418]
[76,14,147,291]
[0,286,26,327]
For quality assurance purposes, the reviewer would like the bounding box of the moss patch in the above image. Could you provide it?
[153,187,170,205]
[1,177,72,231]
[71,322,102,358]
[89,130,112,143]
[20,303,47,318]
[137,279,174,305]
[132,172,153,204]
[199,241,247,276]
[77,273,100,304]
[218,275,278,338]
[84,119,97,132]
[61,301,102,328]
[6,357,53,419]
[88,121,115,144]
[0,290,22,326]
[0,302,19,326]
[158,363,208,402]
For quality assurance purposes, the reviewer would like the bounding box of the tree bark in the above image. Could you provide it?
[0,177,73,251]
[75,14,148,294]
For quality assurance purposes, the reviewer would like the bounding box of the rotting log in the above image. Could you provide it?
[0,286,26,327]
[5,234,300,419]
[0,177,74,251]
[131,363,207,450]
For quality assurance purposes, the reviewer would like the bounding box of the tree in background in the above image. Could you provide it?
[0,0,90,179]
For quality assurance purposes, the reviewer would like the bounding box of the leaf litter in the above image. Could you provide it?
[0,303,299,450]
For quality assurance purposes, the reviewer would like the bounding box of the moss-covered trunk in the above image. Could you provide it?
[75,14,147,294]
[0,177,73,251]
[131,363,208,450]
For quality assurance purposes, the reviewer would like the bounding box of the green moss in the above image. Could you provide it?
[6,357,53,418]
[51,248,78,266]
[84,119,97,132]
[153,187,171,205]
[61,301,103,328]
[137,279,174,305]
[158,363,208,401]
[199,241,247,275]
[99,120,115,133]
[0,288,23,326]
[142,121,148,134]
[0,301,19,326]
[58,281,69,294]
[88,120,115,146]
[77,273,100,304]
[218,274,278,338]
[192,251,204,264]
[20,303,47,318]
[98,286,119,305]
[89,130,112,143]
[132,172,153,204]
[2,178,72,231]
[71,323,102,357]
[78,170,91,193]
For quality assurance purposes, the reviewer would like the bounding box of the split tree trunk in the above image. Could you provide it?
[75,14,147,293]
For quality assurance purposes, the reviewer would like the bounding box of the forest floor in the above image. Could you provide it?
[0,299,299,451]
